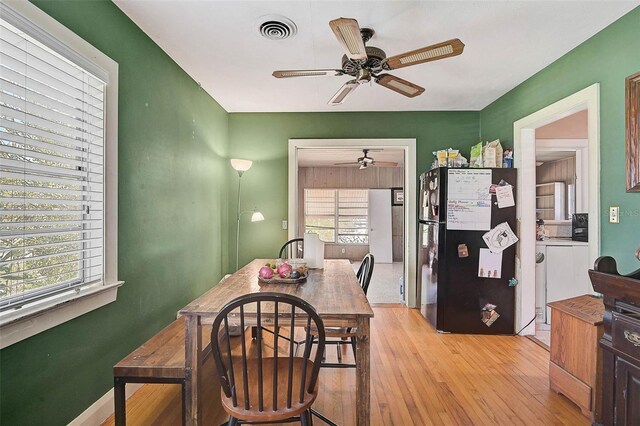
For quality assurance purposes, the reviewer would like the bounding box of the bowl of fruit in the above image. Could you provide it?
[258,260,308,284]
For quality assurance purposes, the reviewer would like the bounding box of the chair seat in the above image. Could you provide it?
[221,357,319,422]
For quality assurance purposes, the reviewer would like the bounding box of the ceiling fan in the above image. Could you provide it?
[334,149,398,169]
[272,17,464,105]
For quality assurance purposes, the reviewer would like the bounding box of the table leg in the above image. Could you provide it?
[184,315,202,425]
[114,377,126,426]
[355,316,370,426]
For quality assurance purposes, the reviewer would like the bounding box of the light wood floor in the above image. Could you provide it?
[102,305,588,425]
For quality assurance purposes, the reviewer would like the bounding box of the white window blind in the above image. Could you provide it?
[304,189,336,243]
[337,189,368,244]
[0,18,105,309]
[304,189,368,244]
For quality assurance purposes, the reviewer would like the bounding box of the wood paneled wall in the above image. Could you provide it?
[536,156,576,185]
[536,156,576,222]
[298,167,404,262]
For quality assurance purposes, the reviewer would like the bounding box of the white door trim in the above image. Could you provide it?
[513,83,600,335]
[288,139,418,307]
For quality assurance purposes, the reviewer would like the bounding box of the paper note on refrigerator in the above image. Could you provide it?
[482,222,518,253]
[478,248,502,279]
[446,169,492,231]
[495,185,515,208]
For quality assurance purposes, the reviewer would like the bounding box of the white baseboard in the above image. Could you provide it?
[69,383,143,426]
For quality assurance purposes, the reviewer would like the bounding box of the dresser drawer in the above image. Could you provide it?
[612,312,640,361]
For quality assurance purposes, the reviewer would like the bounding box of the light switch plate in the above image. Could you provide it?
[609,206,620,223]
[281,220,288,230]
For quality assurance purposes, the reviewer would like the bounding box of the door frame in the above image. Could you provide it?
[513,83,600,335]
[288,139,418,307]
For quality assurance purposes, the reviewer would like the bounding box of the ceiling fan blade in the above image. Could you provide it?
[334,161,360,165]
[385,39,465,70]
[372,161,399,167]
[328,81,358,106]
[376,74,425,98]
[272,69,344,78]
[329,18,367,61]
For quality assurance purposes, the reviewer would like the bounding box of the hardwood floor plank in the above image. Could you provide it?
[102,306,588,426]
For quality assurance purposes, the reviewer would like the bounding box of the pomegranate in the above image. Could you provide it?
[258,266,274,279]
[277,262,293,278]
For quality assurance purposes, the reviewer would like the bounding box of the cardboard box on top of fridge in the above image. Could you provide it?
[483,140,503,168]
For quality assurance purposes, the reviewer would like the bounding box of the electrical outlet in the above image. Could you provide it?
[281,220,288,230]
[341,248,346,254]
[609,206,620,224]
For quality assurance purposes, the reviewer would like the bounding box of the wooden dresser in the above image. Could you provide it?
[548,294,604,422]
[589,256,640,426]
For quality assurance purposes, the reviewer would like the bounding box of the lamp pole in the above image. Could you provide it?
[235,170,244,271]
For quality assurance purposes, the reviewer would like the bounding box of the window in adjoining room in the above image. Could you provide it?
[304,189,368,244]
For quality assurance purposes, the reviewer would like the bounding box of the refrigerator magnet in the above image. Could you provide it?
[457,244,469,258]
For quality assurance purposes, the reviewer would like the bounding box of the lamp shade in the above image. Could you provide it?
[251,211,265,222]
[230,159,252,172]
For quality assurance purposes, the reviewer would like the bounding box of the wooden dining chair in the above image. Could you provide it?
[320,253,374,368]
[278,238,304,259]
[210,292,326,425]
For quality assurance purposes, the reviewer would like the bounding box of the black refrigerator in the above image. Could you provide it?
[418,167,517,334]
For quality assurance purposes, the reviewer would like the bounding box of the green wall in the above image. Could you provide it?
[227,111,479,269]
[480,6,640,273]
[0,1,230,425]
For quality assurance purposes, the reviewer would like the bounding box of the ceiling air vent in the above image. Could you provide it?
[258,15,297,40]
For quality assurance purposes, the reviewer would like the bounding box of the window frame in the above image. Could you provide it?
[304,188,369,245]
[0,0,121,349]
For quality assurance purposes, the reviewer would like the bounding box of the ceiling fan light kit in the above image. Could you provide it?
[272,17,464,105]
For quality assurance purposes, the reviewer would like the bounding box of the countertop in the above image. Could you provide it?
[536,238,589,246]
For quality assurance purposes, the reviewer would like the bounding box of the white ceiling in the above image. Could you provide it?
[113,1,639,112]
[297,148,404,167]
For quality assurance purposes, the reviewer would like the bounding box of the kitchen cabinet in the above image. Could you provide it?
[545,244,590,322]
[536,182,565,220]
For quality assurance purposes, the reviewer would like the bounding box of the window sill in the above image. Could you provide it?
[0,281,124,349]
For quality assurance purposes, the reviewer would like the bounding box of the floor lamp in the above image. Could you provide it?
[231,159,264,271]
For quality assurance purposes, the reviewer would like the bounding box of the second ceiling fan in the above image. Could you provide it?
[272,17,465,105]
[334,149,398,170]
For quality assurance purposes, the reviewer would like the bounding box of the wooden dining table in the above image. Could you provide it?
[178,258,375,425]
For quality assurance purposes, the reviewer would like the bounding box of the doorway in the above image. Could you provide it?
[533,110,591,347]
[288,139,418,307]
[513,84,600,336]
